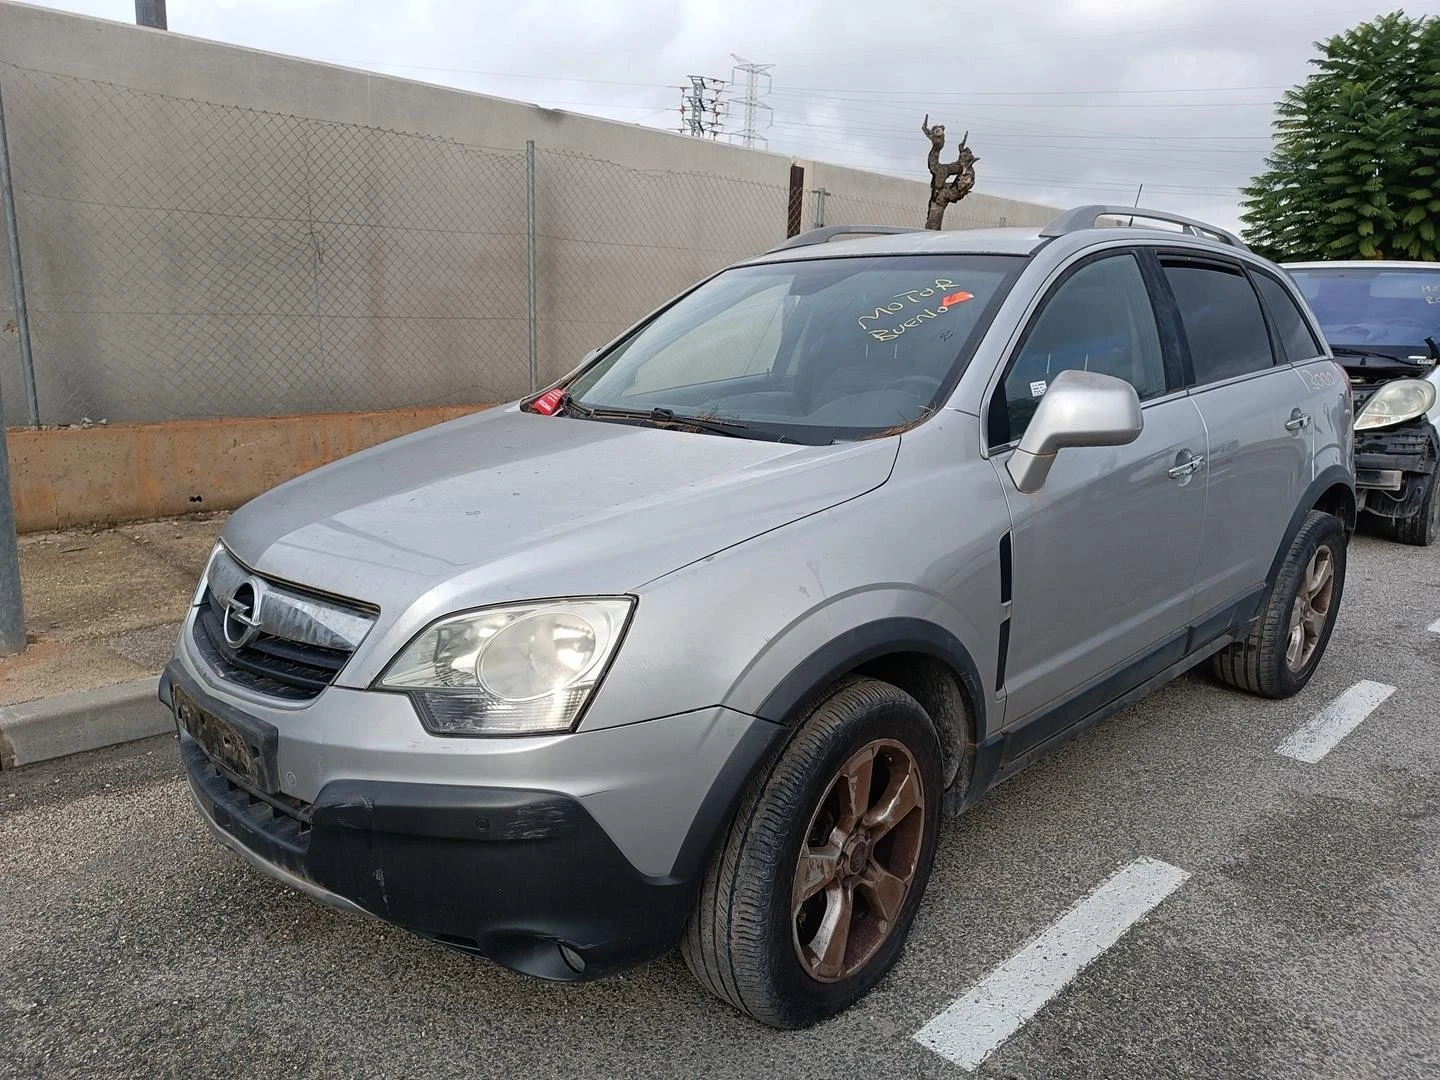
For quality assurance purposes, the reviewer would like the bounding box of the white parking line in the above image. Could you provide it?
[913,857,1189,1071]
[1428,617,1440,634]
[1275,680,1396,764]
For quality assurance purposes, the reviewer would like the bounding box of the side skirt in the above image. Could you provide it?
[953,586,1264,811]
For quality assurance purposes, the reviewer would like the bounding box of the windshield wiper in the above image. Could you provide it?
[577,404,789,442]
[1331,346,1423,364]
[558,392,593,417]
[1426,336,1440,362]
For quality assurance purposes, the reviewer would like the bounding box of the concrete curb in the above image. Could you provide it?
[0,677,168,769]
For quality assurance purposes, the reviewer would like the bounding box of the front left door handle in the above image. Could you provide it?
[1168,452,1205,480]
[1285,410,1312,432]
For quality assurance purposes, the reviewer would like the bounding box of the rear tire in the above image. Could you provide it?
[1210,510,1346,699]
[681,677,942,1029]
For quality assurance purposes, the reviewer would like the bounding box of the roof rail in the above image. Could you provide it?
[767,225,923,253]
[1040,205,1248,250]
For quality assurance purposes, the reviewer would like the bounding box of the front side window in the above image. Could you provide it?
[1164,261,1274,384]
[1253,272,1324,363]
[564,254,1024,443]
[994,253,1167,445]
[1287,266,1440,352]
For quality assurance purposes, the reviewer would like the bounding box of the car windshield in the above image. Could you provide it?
[1288,266,1440,351]
[562,254,1025,444]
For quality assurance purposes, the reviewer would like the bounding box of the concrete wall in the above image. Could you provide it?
[0,1,1056,428]
[6,405,486,531]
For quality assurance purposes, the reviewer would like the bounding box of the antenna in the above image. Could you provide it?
[727,55,773,150]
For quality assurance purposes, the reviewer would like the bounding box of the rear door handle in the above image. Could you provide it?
[1285,411,1311,432]
[1168,454,1205,480]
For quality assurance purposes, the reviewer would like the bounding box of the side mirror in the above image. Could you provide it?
[1006,369,1143,493]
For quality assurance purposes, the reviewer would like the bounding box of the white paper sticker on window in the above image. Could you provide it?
[1030,380,1047,397]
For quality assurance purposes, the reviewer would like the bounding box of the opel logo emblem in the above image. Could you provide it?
[222,578,265,649]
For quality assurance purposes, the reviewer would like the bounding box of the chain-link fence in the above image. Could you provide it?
[0,62,1021,428]
[805,187,1013,233]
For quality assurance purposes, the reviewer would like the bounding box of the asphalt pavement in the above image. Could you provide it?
[2,529,1438,1079]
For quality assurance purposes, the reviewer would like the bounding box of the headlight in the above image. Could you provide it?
[1355,379,1437,430]
[378,598,633,736]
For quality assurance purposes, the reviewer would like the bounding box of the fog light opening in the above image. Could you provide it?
[559,944,587,974]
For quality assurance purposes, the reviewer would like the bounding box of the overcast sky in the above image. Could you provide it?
[26,0,1440,231]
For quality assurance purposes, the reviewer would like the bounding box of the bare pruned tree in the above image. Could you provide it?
[921,115,978,230]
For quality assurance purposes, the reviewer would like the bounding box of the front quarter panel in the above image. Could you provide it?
[582,410,1009,737]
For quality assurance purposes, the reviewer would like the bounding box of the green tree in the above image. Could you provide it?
[1241,12,1440,262]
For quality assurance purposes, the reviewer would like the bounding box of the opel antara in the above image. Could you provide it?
[164,206,1355,1028]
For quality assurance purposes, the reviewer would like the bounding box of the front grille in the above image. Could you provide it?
[1355,426,1433,457]
[192,591,352,700]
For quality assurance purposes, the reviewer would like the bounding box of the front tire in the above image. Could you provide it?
[1210,510,1346,698]
[681,677,942,1028]
[1387,469,1440,546]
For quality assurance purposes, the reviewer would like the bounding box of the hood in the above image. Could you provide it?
[223,405,896,636]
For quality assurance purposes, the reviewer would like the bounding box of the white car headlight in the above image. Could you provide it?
[378,598,634,736]
[1355,378,1437,431]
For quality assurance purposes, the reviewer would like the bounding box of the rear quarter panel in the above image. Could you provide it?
[1293,357,1355,485]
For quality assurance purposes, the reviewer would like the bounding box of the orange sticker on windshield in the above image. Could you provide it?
[941,291,974,307]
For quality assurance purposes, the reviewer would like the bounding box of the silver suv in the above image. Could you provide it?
[163,206,1355,1029]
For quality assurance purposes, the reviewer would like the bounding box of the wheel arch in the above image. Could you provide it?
[1267,466,1355,585]
[754,618,987,804]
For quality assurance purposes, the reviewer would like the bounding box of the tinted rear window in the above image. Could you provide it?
[1254,272,1324,362]
[1164,262,1274,384]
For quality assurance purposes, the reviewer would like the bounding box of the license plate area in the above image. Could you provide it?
[174,686,280,793]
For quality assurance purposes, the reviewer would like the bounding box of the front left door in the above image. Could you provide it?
[986,250,1208,729]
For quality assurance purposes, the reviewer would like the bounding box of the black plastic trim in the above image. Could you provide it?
[995,618,1011,693]
[180,726,697,982]
[1005,629,1189,763]
[756,617,991,741]
[998,531,1013,604]
[666,715,787,882]
[1267,466,1357,582]
[988,585,1264,780]
[1136,247,1192,391]
[1188,585,1265,650]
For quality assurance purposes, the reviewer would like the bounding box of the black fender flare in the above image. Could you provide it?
[755,616,989,737]
[666,618,990,884]
[1266,465,1356,587]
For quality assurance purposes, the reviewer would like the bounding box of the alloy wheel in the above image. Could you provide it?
[790,739,927,983]
[1286,545,1335,671]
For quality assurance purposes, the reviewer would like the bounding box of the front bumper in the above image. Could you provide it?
[163,656,783,980]
[1353,422,1437,516]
